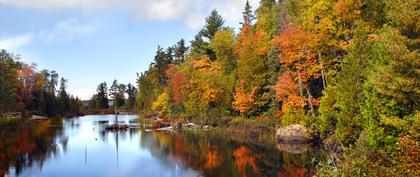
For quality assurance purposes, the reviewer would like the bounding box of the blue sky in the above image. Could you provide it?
[0,0,259,100]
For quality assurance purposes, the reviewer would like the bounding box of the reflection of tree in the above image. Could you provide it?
[0,119,66,177]
[140,129,322,177]
[233,146,258,177]
[276,152,312,177]
[204,151,219,169]
[277,164,308,177]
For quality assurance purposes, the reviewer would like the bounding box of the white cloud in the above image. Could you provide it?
[41,19,100,43]
[135,0,190,20]
[0,33,34,50]
[0,0,261,30]
[185,13,207,30]
[0,19,99,50]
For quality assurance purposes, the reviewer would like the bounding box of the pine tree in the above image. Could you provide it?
[241,0,256,25]
[191,10,226,61]
[58,77,70,114]
[125,83,137,109]
[97,82,109,109]
[174,39,189,64]
[200,9,225,41]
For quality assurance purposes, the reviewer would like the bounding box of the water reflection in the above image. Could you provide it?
[0,118,66,177]
[0,115,323,177]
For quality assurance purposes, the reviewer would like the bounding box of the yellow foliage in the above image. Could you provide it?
[151,92,169,114]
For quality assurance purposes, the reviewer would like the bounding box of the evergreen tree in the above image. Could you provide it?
[201,9,225,41]
[96,82,109,109]
[116,83,126,108]
[191,10,226,60]
[0,50,20,113]
[125,83,137,109]
[174,39,189,64]
[58,77,70,115]
[241,0,256,25]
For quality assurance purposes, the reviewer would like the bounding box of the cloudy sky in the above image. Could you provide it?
[0,0,259,100]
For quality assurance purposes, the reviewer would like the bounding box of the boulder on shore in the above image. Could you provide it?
[275,125,312,143]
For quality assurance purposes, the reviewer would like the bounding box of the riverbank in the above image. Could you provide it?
[138,114,322,145]
[139,114,276,135]
[84,108,137,115]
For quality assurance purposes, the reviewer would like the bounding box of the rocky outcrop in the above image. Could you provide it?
[275,125,312,143]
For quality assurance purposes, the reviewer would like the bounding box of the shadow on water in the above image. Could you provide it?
[0,115,324,177]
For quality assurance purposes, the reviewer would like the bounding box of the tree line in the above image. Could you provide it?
[135,0,419,176]
[0,49,83,117]
[87,79,138,110]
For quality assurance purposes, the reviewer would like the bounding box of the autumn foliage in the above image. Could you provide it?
[233,146,258,177]
[232,80,255,115]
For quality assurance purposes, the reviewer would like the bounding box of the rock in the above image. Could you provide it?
[275,125,312,143]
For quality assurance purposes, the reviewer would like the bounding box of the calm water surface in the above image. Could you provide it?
[0,115,323,177]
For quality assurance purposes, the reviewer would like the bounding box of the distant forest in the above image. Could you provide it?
[0,50,82,117]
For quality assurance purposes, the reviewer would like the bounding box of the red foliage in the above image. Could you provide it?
[165,64,190,104]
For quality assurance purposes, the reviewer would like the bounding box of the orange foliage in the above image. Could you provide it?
[235,24,252,56]
[204,151,219,169]
[16,64,40,110]
[232,80,256,114]
[333,0,363,21]
[273,25,322,115]
[233,146,258,177]
[174,135,186,155]
[273,25,319,80]
[275,71,305,113]
[17,64,39,96]
[398,134,420,175]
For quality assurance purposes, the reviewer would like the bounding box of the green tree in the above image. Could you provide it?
[125,83,137,109]
[241,0,256,25]
[0,50,20,113]
[191,9,226,60]
[174,39,189,64]
[57,77,70,115]
[109,79,125,108]
[96,82,109,109]
[201,9,225,41]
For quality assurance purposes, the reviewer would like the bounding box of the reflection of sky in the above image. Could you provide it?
[15,115,198,177]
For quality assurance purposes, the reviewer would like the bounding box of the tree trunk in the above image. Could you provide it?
[305,87,316,117]
[319,52,327,89]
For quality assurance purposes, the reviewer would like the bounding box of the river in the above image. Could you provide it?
[0,115,324,177]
